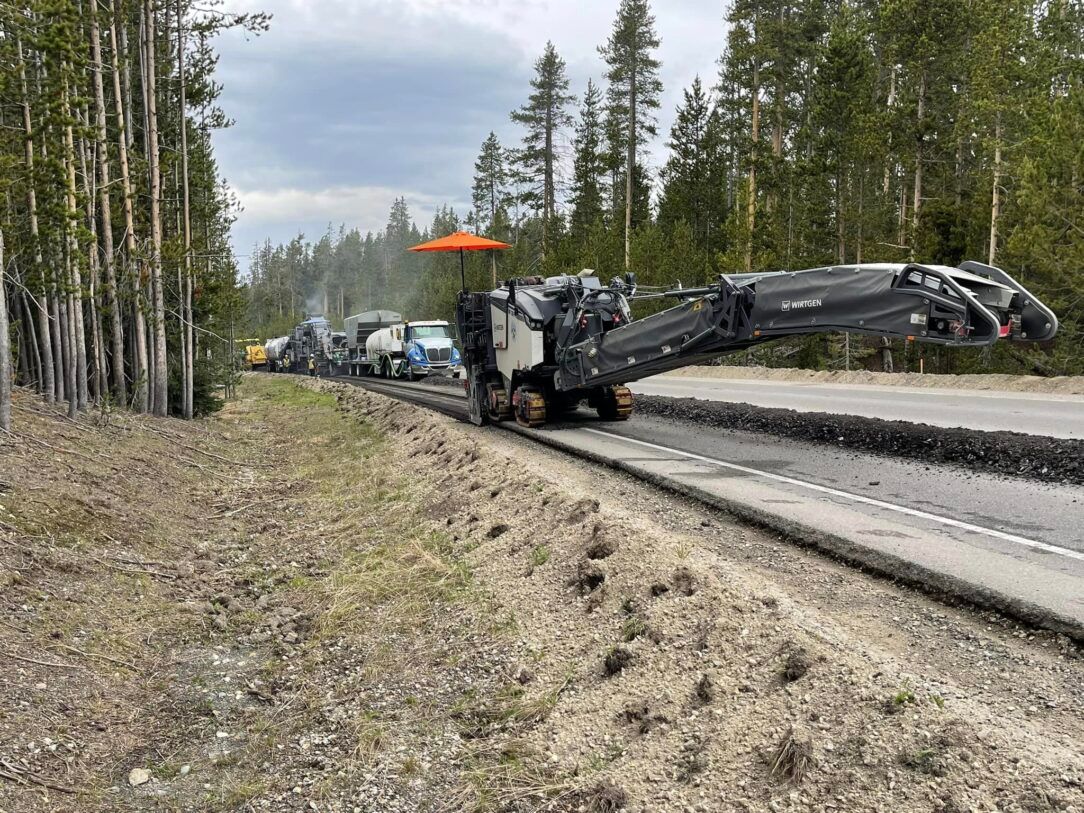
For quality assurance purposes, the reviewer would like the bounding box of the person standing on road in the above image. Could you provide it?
[308,356,317,378]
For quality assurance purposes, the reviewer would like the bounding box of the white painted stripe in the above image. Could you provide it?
[581,427,1084,563]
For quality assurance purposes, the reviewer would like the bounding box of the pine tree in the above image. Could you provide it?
[658,76,720,248]
[569,79,608,238]
[599,0,663,269]
[143,0,168,417]
[810,8,876,263]
[471,132,511,285]
[510,41,575,255]
[880,0,969,255]
[0,229,9,432]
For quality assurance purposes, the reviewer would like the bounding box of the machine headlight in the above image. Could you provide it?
[451,347,461,364]
[408,345,426,361]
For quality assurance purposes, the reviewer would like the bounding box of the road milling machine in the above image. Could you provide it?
[455,261,1058,427]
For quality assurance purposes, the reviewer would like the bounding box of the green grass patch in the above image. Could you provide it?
[529,545,550,567]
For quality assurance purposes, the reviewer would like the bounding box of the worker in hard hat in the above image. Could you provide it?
[308,356,317,378]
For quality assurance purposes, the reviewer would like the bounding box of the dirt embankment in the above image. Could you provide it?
[1,377,1082,813]
[635,395,1084,485]
[659,365,1084,395]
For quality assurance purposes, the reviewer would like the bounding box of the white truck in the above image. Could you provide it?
[263,335,291,372]
[343,310,461,381]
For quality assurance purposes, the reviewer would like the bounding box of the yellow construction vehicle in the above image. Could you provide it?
[244,344,267,369]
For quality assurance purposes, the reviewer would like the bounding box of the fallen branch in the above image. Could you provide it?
[101,560,177,581]
[2,651,86,671]
[11,403,95,433]
[173,441,265,468]
[177,458,245,482]
[48,643,137,671]
[210,501,260,519]
[0,760,77,794]
[15,433,100,465]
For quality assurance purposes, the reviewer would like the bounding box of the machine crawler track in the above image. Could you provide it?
[514,387,547,428]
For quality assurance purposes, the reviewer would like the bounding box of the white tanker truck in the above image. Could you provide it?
[343,310,461,381]
[263,335,291,372]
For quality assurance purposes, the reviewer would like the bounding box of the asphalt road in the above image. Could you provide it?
[629,375,1084,439]
[340,376,1084,638]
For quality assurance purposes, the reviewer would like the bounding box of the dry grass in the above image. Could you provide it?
[442,739,571,812]
[0,377,526,811]
[771,728,815,784]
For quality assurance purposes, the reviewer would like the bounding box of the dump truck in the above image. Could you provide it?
[343,310,461,380]
[455,261,1058,427]
[244,344,268,369]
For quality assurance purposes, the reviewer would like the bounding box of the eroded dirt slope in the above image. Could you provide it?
[320,379,1083,813]
[0,377,1081,813]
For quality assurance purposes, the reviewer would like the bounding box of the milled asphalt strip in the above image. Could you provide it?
[581,427,1084,563]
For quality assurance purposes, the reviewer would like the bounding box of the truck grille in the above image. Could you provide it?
[426,347,452,363]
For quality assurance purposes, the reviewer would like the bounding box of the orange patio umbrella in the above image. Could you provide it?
[408,230,511,293]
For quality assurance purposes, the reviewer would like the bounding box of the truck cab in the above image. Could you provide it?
[401,321,461,380]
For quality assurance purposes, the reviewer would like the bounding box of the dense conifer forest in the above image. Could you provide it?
[0,1,267,427]
[2,0,1082,433]
[245,0,1083,376]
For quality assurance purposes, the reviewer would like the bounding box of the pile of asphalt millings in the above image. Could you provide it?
[634,394,1084,485]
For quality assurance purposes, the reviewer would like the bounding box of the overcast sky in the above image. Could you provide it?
[213,0,730,259]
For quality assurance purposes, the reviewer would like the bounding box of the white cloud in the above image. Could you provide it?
[232,184,463,246]
[214,0,731,254]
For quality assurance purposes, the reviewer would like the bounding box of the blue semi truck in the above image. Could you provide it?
[342,310,461,381]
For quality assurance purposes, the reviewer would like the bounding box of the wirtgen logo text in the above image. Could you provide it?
[781,299,823,312]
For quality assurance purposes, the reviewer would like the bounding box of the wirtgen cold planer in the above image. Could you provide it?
[454,261,1058,427]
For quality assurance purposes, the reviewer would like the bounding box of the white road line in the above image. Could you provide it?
[582,427,1084,563]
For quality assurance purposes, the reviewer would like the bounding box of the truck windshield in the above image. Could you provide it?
[409,325,450,339]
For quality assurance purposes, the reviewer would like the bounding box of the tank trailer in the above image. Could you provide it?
[261,316,339,374]
[455,261,1058,428]
[343,310,461,381]
[264,335,290,372]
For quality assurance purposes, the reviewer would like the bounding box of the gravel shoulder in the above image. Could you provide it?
[1,377,1081,813]
[658,365,1084,395]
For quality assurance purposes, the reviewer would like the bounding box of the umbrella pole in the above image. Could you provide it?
[459,248,466,294]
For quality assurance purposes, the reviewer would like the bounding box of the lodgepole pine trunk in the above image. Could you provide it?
[59,266,74,418]
[911,71,926,259]
[51,288,64,404]
[988,112,1002,266]
[883,66,896,197]
[17,35,54,403]
[0,230,9,432]
[78,112,107,403]
[144,0,168,417]
[113,0,147,410]
[61,76,89,413]
[90,0,127,405]
[15,284,31,389]
[746,55,760,274]
[21,290,42,393]
[624,46,635,271]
